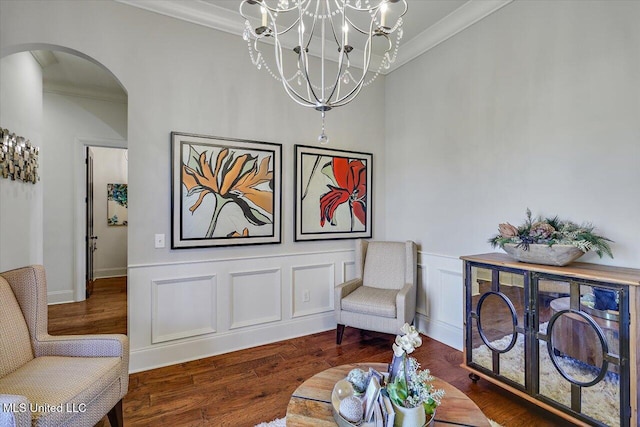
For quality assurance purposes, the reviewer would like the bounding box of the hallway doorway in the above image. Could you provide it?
[86,146,128,299]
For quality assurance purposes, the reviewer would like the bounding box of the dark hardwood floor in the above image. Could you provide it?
[48,277,568,427]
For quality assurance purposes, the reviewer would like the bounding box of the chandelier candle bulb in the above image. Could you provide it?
[380,2,388,28]
[261,5,267,27]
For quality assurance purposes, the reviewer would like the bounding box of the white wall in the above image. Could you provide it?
[386,0,640,349]
[0,0,386,371]
[92,146,127,279]
[0,52,43,272]
[42,91,126,303]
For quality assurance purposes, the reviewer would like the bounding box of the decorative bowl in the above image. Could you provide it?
[502,243,585,266]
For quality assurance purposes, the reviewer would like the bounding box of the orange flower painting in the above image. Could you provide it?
[172,133,281,248]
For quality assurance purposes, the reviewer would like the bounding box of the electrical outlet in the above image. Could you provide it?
[154,234,165,249]
[303,290,310,302]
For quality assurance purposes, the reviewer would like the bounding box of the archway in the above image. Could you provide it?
[1,44,129,332]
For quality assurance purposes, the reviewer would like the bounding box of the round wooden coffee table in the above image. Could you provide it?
[286,362,491,426]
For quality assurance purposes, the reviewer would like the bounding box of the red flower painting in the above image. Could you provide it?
[319,157,367,230]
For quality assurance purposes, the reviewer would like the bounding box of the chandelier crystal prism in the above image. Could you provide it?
[240,0,407,144]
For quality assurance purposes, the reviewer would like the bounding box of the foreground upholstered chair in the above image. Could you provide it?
[0,265,128,427]
[335,239,418,344]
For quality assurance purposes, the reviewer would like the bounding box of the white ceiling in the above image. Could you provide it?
[29,0,512,98]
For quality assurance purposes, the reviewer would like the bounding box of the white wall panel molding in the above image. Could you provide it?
[341,260,356,283]
[415,252,464,350]
[151,274,217,344]
[127,248,355,371]
[229,268,281,329]
[128,248,353,269]
[130,311,335,373]
[415,312,462,351]
[416,264,428,316]
[291,263,334,318]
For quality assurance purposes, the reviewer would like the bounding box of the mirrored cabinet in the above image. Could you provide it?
[461,253,640,427]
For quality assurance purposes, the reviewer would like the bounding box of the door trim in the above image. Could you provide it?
[73,136,127,302]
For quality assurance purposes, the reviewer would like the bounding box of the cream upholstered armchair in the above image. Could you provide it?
[0,265,128,427]
[335,239,418,344]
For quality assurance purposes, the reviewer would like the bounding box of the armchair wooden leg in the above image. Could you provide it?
[107,399,123,427]
[336,324,345,344]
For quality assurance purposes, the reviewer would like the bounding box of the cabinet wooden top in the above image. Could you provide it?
[461,252,640,286]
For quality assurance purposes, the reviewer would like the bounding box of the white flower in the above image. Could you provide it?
[393,323,422,356]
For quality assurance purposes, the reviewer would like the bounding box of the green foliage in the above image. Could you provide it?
[387,376,408,406]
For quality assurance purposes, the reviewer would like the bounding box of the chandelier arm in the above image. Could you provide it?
[326,0,342,47]
[240,1,306,38]
[274,40,319,107]
[300,0,320,51]
[300,45,321,104]
[320,0,327,104]
[329,22,376,107]
[273,27,322,107]
[323,11,350,104]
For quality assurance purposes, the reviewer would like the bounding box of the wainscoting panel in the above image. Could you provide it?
[291,263,334,318]
[342,260,356,283]
[151,275,217,344]
[437,269,463,327]
[415,253,464,350]
[416,264,428,316]
[230,268,281,329]
[127,248,354,373]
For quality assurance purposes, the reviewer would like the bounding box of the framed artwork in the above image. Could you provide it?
[294,145,372,241]
[171,132,282,248]
[107,183,128,226]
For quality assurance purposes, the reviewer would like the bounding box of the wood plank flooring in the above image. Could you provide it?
[48,277,568,427]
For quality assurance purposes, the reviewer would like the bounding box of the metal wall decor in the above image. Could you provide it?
[0,128,39,184]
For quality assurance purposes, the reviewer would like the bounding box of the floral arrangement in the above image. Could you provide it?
[488,209,613,258]
[386,324,445,415]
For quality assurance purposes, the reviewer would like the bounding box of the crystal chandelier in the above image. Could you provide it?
[240,0,407,144]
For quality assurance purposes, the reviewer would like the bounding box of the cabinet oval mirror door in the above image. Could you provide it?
[477,291,518,353]
[547,310,608,387]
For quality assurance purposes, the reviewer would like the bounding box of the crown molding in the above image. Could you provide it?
[31,50,59,68]
[43,81,127,104]
[389,0,513,73]
[114,0,243,35]
[114,0,513,75]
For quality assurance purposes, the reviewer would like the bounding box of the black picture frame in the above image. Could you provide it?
[294,144,372,241]
[171,132,282,248]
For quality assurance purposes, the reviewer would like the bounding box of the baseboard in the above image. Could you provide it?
[94,267,127,279]
[415,313,463,351]
[129,312,336,373]
[47,290,75,305]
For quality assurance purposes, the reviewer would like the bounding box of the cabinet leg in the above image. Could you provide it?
[469,373,480,383]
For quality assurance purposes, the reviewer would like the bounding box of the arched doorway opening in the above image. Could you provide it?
[0,44,129,335]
